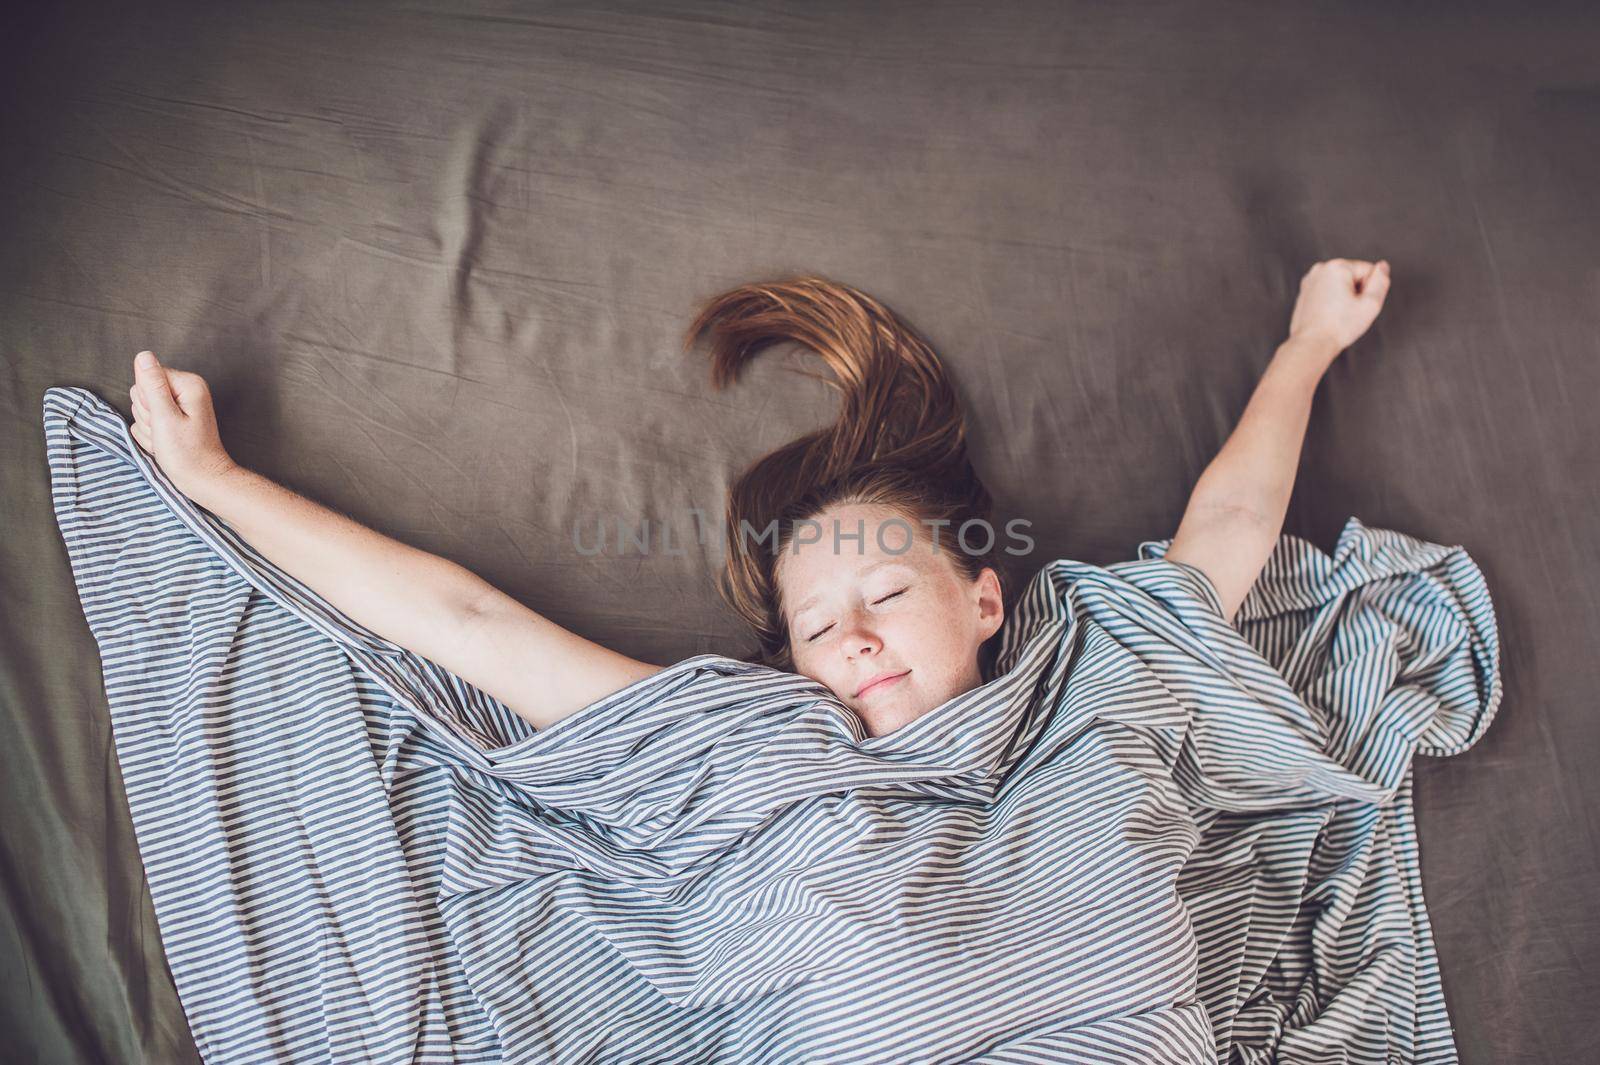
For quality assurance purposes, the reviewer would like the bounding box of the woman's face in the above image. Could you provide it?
[775,502,1005,738]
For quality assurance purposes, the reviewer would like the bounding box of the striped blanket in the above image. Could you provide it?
[44,385,1502,1064]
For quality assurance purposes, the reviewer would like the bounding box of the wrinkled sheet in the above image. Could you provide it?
[9,3,1598,1061]
[45,385,1502,1063]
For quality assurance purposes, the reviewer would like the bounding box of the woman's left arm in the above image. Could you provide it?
[1166,258,1392,623]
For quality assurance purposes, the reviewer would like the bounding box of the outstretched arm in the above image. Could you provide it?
[1165,335,1331,624]
[1166,258,1391,624]
[129,351,662,731]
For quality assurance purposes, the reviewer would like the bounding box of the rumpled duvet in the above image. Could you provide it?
[43,385,1503,1064]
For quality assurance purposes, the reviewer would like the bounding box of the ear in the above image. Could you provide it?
[975,566,1005,639]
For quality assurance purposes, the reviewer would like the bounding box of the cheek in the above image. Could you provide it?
[792,644,831,686]
[901,610,972,680]
[905,605,958,644]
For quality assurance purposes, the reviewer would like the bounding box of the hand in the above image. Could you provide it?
[1286,258,1392,362]
[129,350,238,494]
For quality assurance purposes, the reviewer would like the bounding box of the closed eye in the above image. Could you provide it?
[804,588,907,643]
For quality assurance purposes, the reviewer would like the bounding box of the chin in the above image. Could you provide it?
[858,701,923,739]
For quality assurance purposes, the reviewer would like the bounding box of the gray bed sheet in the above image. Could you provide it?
[3,1,1596,1062]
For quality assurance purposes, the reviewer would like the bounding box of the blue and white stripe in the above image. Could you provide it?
[44,385,1501,1064]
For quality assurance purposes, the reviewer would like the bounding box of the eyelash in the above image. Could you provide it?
[804,588,906,643]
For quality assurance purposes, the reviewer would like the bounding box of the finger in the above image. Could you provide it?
[129,384,148,421]
[134,351,182,419]
[1362,263,1392,301]
[168,371,210,416]
[170,368,211,395]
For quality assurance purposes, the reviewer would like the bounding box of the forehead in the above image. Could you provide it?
[777,508,937,617]
[786,557,920,614]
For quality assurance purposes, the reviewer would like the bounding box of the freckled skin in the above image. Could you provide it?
[776,503,1005,738]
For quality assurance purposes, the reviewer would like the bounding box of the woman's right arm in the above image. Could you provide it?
[131,351,663,731]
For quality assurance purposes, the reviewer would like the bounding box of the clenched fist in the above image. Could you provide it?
[1288,258,1391,360]
[128,350,238,495]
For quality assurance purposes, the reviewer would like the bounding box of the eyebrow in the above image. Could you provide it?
[790,560,914,618]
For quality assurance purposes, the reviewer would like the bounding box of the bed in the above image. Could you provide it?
[3,1,1597,1061]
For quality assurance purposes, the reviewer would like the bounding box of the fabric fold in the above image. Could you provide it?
[45,384,1502,1064]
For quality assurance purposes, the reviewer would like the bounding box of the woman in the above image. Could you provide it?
[78,258,1507,1063]
[124,259,1390,739]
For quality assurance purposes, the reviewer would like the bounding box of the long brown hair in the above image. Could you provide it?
[682,275,1011,674]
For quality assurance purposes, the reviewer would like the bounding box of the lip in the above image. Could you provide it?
[855,670,909,699]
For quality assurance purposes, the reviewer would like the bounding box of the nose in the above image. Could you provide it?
[839,610,882,659]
